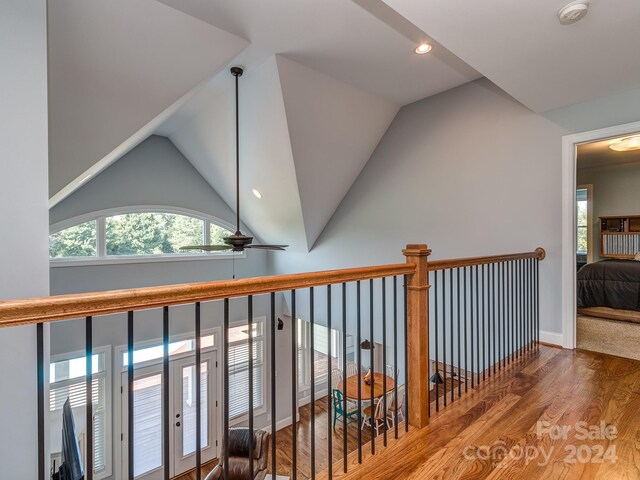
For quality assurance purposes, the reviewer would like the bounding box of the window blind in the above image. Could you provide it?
[50,374,107,474]
[228,325,264,419]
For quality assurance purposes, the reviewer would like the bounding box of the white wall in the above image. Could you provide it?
[577,161,640,261]
[272,79,568,336]
[0,0,50,476]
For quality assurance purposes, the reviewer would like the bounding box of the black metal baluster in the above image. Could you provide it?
[475,265,480,386]
[518,259,523,358]
[382,277,389,441]
[37,323,45,480]
[342,283,348,470]
[163,307,169,480]
[86,316,93,480]
[530,258,534,351]
[310,288,316,479]
[195,303,202,480]
[327,285,333,480]
[499,262,504,370]
[223,299,230,480]
[536,258,540,346]
[403,275,409,432]
[248,296,255,480]
[393,277,399,439]
[483,264,488,381]
[450,268,454,403]
[492,263,496,376]
[443,269,447,407]
[127,311,134,480]
[457,268,461,399]
[512,261,516,362]
[470,266,475,389]
[291,290,297,480]
[434,269,439,411]
[356,281,362,463]
[270,294,277,478]
[369,279,375,454]
[464,267,468,393]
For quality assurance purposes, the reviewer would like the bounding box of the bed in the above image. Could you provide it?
[577,259,640,311]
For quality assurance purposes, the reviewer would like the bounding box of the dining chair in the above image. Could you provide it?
[386,384,406,428]
[362,391,394,435]
[332,389,359,431]
[331,368,342,390]
[346,362,359,378]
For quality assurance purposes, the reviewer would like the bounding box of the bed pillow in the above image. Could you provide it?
[635,252,640,261]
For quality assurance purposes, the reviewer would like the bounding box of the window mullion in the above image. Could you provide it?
[97,217,106,258]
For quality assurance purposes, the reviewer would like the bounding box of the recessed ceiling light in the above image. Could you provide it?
[414,43,432,55]
[609,136,640,152]
[252,188,262,199]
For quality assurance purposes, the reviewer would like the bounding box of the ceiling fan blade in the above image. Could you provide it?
[180,245,232,252]
[245,245,288,251]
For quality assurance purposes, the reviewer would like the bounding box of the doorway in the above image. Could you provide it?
[562,119,640,349]
[120,351,218,479]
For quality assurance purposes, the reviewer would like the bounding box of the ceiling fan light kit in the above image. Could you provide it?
[181,67,288,254]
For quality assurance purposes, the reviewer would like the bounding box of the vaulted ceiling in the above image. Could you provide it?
[48,0,640,252]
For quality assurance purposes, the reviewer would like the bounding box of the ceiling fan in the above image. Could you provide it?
[181,67,288,253]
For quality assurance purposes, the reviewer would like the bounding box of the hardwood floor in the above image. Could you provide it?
[176,346,640,479]
[321,345,640,479]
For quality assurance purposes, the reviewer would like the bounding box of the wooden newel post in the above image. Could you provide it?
[403,243,431,429]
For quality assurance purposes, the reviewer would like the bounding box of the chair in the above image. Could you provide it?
[362,391,394,436]
[331,368,343,390]
[346,362,358,378]
[386,364,399,380]
[332,389,359,431]
[205,428,271,480]
[386,384,406,428]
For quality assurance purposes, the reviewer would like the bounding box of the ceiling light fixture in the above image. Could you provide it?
[252,188,262,199]
[609,135,640,152]
[414,43,432,55]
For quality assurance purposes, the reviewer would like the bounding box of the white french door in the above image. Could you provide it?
[173,353,217,475]
[121,351,218,479]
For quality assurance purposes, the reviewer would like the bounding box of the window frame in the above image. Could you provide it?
[49,206,245,266]
[576,185,594,262]
[50,346,112,480]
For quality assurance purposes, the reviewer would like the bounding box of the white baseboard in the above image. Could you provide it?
[539,330,564,347]
[275,413,300,431]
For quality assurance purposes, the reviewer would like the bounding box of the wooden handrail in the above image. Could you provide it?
[427,247,546,272]
[0,263,415,328]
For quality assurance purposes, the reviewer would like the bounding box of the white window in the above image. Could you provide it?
[49,349,111,479]
[297,319,343,393]
[49,207,235,263]
[228,321,265,419]
[577,189,589,255]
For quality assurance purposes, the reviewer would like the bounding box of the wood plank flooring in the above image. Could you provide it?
[321,345,640,479]
[176,346,640,479]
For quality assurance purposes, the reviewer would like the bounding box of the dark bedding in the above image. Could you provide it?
[577,259,640,311]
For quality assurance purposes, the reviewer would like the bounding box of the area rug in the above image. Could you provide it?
[577,315,640,361]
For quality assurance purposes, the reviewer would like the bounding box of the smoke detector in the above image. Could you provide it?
[558,1,590,25]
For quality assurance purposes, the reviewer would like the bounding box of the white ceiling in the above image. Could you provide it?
[48,0,248,201]
[155,0,480,106]
[382,0,640,113]
[577,133,640,169]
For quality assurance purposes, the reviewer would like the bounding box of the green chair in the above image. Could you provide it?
[332,389,359,431]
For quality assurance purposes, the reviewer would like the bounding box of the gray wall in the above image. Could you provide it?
[48,135,293,480]
[0,0,50,476]
[577,161,640,261]
[272,78,568,336]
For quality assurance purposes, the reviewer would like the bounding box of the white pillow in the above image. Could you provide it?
[634,252,640,261]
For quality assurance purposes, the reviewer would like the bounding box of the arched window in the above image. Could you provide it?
[50,208,236,263]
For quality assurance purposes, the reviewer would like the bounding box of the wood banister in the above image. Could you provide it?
[427,247,546,271]
[0,263,415,328]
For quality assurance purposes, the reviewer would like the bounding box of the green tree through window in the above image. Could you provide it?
[49,220,97,258]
